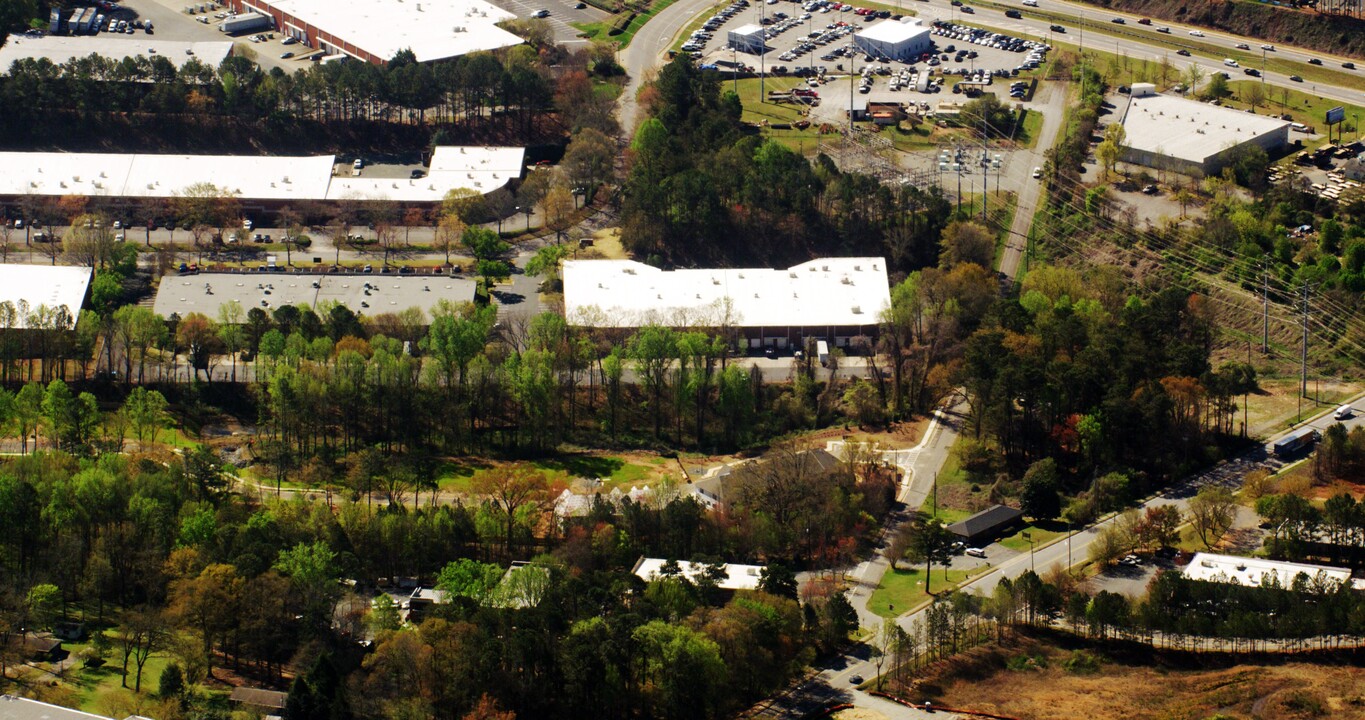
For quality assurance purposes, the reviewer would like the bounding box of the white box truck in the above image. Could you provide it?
[220,12,272,34]
[817,340,830,367]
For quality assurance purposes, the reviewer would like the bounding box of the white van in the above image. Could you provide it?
[1335,405,1355,420]
[1223,58,1238,67]
[1022,0,1037,6]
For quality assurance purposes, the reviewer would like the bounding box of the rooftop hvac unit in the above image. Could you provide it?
[852,305,861,314]
[841,277,852,284]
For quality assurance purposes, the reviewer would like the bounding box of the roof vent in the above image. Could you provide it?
[841,276,852,285]
[852,305,862,314]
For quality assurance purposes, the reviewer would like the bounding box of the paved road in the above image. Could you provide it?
[823,396,969,629]
[617,0,725,131]
[914,0,1364,106]
[998,80,1067,279]
[814,393,1365,691]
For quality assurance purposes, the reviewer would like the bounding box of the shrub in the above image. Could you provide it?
[1062,650,1100,674]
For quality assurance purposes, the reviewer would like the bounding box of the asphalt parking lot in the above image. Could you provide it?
[689,0,1050,101]
[486,0,608,46]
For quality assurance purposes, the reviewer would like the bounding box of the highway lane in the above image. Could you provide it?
[817,394,1365,688]
[914,0,1365,106]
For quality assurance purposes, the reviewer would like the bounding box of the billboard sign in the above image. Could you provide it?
[1327,106,1346,125]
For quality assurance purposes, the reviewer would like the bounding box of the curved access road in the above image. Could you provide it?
[618,0,724,131]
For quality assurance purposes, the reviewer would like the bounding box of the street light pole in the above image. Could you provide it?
[1023,531,1035,573]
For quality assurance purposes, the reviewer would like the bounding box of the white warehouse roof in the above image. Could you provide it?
[631,557,765,591]
[563,258,891,329]
[329,146,525,202]
[0,264,92,328]
[252,0,524,62]
[0,36,234,74]
[153,273,477,319]
[0,147,523,203]
[1182,552,1361,590]
[1120,93,1290,166]
[856,19,930,45]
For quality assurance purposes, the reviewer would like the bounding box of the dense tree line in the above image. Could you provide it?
[0,426,886,719]
[876,561,1365,687]
[946,263,1247,507]
[620,55,952,270]
[1,49,551,131]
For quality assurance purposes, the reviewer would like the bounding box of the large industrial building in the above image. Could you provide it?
[223,0,524,64]
[853,19,933,61]
[0,264,93,328]
[153,273,477,319]
[562,258,891,350]
[1118,84,1292,176]
[0,36,234,75]
[0,146,524,213]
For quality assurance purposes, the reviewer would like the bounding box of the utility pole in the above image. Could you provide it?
[980,110,989,222]
[1262,256,1270,353]
[1300,282,1311,399]
[955,144,963,214]
[759,0,765,99]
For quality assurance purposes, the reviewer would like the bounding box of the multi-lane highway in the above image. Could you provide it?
[913,0,1364,106]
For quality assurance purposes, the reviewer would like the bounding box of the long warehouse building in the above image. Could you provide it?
[223,0,524,64]
[0,146,524,212]
[563,257,891,350]
[0,36,235,75]
[154,273,477,320]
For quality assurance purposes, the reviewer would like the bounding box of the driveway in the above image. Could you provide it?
[998,80,1066,279]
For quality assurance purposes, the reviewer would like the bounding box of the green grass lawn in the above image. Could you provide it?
[593,78,626,101]
[583,0,685,48]
[869,564,989,617]
[1016,106,1045,149]
[1224,80,1365,139]
[924,505,973,525]
[436,455,655,493]
[24,628,178,713]
[996,521,1068,553]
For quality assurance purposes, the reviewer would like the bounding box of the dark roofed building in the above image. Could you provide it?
[3,635,62,662]
[228,688,288,713]
[947,504,1024,545]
